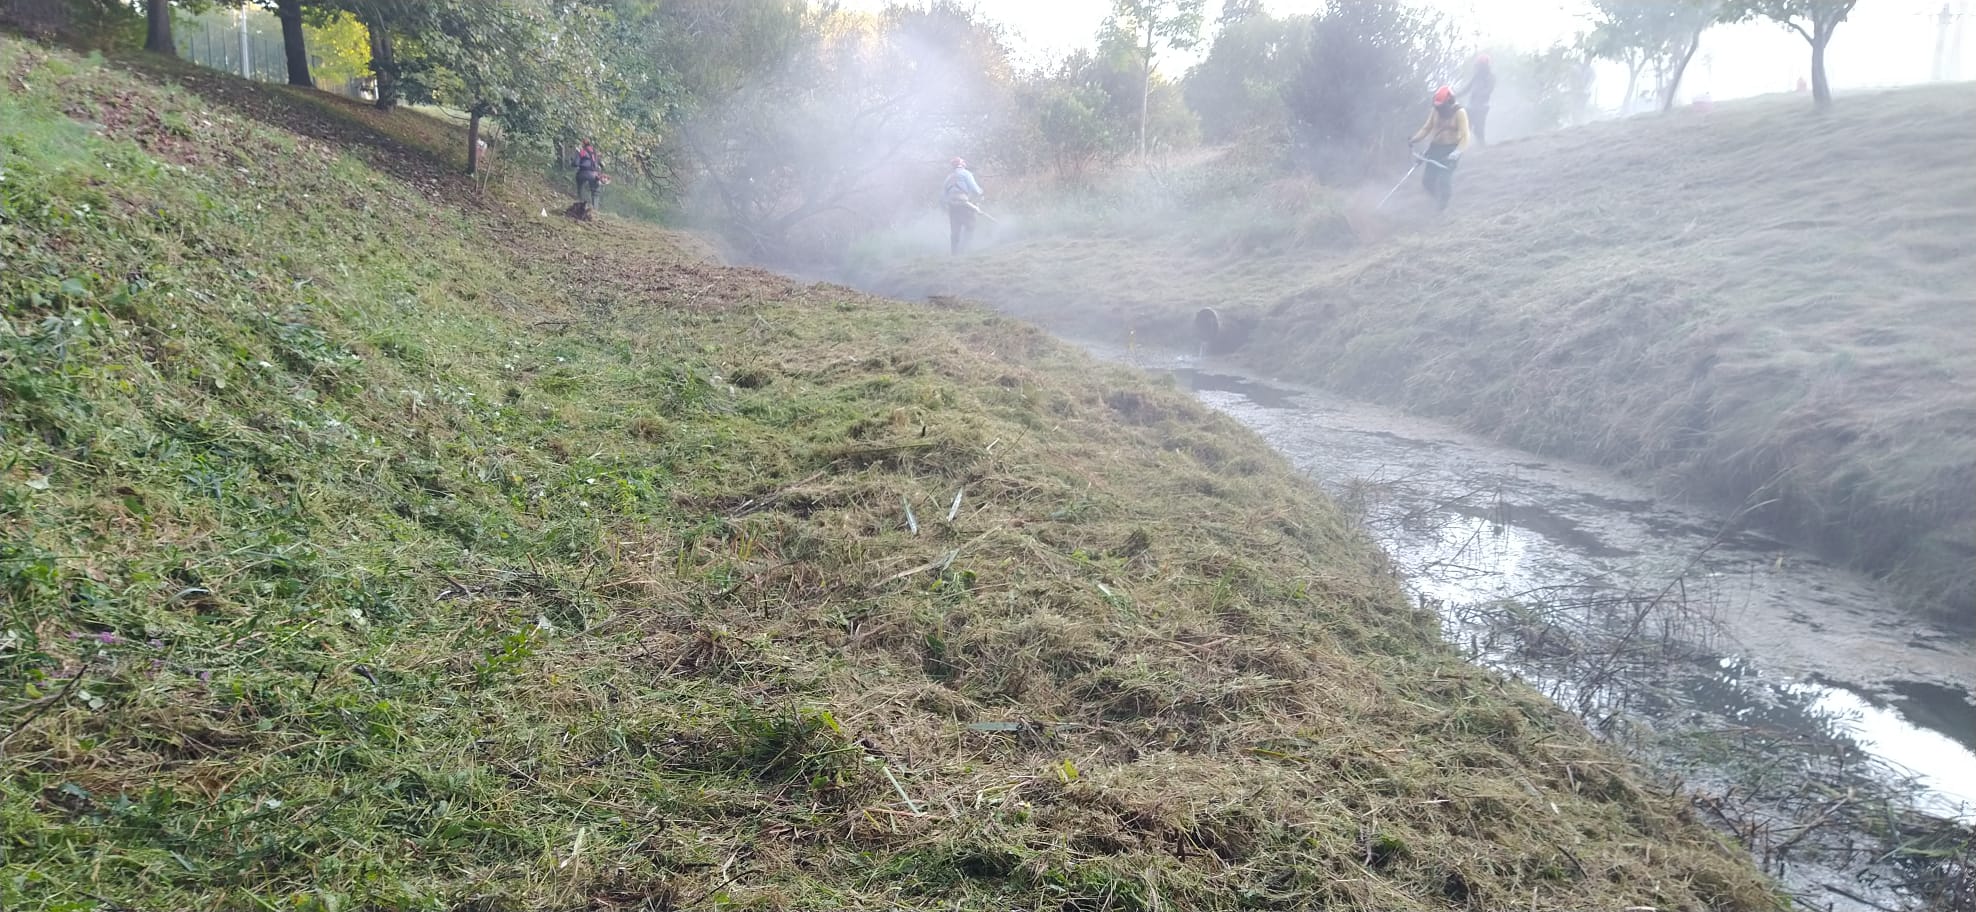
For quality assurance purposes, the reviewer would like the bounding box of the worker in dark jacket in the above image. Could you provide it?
[573,140,602,207]
[1465,53,1496,145]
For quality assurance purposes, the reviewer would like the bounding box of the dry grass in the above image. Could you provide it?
[0,36,1781,910]
[863,85,1976,627]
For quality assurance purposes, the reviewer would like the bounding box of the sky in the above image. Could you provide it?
[843,0,1974,106]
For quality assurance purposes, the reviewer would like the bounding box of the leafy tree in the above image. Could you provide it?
[995,48,1154,179]
[304,10,371,87]
[1720,0,1859,108]
[648,0,805,107]
[1584,0,1719,113]
[332,0,407,109]
[1184,9,1312,142]
[1286,0,1451,185]
[407,1,616,175]
[640,0,805,189]
[1218,0,1267,26]
[1658,2,1719,111]
[1105,0,1207,159]
[1022,80,1127,178]
[306,1,652,175]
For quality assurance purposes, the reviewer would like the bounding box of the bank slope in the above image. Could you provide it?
[869,85,1976,627]
[0,38,1770,911]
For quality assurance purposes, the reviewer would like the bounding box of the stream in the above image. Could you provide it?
[1091,344,1976,911]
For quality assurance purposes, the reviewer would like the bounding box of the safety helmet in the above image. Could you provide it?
[1433,86,1454,105]
[1476,53,1491,66]
[950,157,967,168]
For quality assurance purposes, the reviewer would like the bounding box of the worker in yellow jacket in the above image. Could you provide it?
[1409,86,1470,211]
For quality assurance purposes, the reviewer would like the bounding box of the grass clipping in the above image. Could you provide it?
[0,38,1773,911]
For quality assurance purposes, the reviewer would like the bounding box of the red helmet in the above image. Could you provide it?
[950,157,967,168]
[1476,53,1491,66]
[1434,86,1454,105]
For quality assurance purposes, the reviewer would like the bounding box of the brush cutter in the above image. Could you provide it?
[962,200,1000,224]
[1375,150,1453,211]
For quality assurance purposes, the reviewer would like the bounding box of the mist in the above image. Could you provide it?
[728,6,1976,900]
[4,0,1972,909]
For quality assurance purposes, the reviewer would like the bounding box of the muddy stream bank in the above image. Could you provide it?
[1089,343,1975,911]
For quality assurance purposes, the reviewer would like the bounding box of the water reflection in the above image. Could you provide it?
[1158,355,1976,825]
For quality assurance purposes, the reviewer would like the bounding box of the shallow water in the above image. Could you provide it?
[1096,346,1975,907]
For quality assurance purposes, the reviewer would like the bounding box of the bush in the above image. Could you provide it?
[1285,0,1453,185]
[1183,10,1312,143]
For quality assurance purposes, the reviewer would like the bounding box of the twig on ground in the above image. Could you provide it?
[880,762,923,815]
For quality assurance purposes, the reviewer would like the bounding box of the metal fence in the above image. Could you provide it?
[175,16,295,84]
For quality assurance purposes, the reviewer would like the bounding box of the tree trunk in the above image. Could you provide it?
[467,108,484,175]
[277,0,312,87]
[1810,34,1832,108]
[1661,29,1705,113]
[365,13,398,111]
[1138,20,1153,161]
[1622,61,1640,115]
[145,0,174,56]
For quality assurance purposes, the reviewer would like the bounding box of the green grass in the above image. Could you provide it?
[1,37,1778,911]
[860,86,1976,627]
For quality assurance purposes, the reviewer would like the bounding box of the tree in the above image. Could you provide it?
[399,1,562,174]
[998,51,1137,179]
[365,18,396,108]
[1219,0,1267,26]
[332,0,407,109]
[1184,9,1311,142]
[272,0,311,86]
[1658,2,1719,112]
[1286,0,1451,184]
[195,1,320,86]
[145,0,173,54]
[1585,0,1719,113]
[304,10,371,87]
[1105,0,1207,159]
[1024,81,1127,178]
[1721,0,1859,108]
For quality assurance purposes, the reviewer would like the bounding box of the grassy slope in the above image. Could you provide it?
[866,86,1976,624]
[0,40,1775,911]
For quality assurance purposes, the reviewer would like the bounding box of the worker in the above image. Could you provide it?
[1465,53,1496,145]
[573,139,602,208]
[1408,86,1470,212]
[942,156,984,255]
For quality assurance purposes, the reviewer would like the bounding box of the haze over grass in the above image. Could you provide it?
[863,85,1976,628]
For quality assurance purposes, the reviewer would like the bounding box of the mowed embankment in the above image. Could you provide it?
[871,85,1976,625]
[0,37,1776,911]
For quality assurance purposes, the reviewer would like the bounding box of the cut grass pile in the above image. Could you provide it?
[862,85,1976,627]
[1,38,1775,910]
